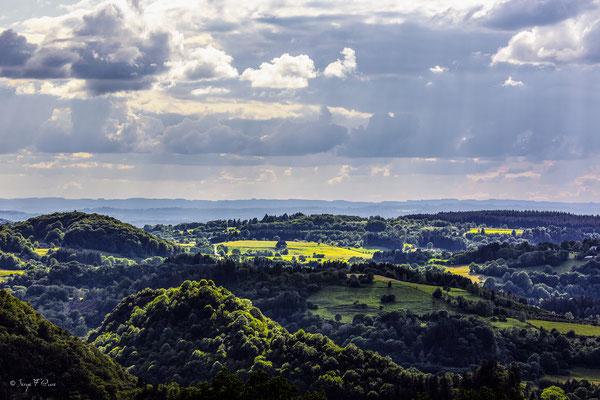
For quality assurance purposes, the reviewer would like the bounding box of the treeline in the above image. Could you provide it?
[13,212,179,258]
[408,210,600,229]
[145,213,468,251]
[450,241,574,266]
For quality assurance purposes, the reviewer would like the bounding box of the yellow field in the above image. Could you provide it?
[467,228,523,235]
[445,265,484,284]
[527,319,600,336]
[175,242,195,247]
[0,270,24,282]
[218,240,374,261]
[34,247,59,256]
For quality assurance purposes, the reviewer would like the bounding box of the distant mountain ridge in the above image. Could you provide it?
[0,197,599,226]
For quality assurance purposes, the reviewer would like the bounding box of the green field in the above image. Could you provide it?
[217,240,375,262]
[547,367,600,383]
[307,275,480,323]
[0,270,24,282]
[525,252,587,273]
[445,265,484,283]
[467,228,523,235]
[489,317,531,330]
[527,319,600,336]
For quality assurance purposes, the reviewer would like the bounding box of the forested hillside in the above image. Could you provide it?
[0,289,138,400]
[13,212,179,258]
[89,279,523,400]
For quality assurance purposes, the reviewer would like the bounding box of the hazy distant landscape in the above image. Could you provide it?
[2,197,600,226]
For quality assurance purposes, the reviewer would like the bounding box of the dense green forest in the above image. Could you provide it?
[13,212,179,258]
[0,289,138,399]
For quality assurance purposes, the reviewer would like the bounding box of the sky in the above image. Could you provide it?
[1,0,600,201]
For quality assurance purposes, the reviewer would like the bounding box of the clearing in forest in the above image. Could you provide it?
[217,240,375,262]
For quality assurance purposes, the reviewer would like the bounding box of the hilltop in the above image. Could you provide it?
[12,212,178,258]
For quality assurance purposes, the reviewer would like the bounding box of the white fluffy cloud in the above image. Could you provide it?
[191,86,231,96]
[429,65,447,73]
[166,46,238,85]
[241,53,317,89]
[324,48,357,78]
[491,12,600,66]
[502,76,524,87]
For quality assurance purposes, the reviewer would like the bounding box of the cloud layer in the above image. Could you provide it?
[1,0,600,201]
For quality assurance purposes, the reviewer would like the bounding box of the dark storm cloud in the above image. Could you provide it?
[0,86,56,153]
[481,0,595,30]
[339,113,420,157]
[162,109,348,156]
[0,29,36,66]
[0,3,171,94]
[163,117,257,155]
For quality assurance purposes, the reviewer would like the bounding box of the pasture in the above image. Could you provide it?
[0,269,24,282]
[33,247,59,256]
[217,240,374,262]
[527,319,600,336]
[307,275,479,323]
[467,228,523,235]
[547,367,600,384]
[489,317,531,330]
[445,265,484,284]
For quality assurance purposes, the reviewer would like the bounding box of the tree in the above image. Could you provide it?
[540,386,567,400]
[432,288,443,299]
[334,314,342,322]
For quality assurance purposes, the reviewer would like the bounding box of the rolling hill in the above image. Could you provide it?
[12,212,179,258]
[88,280,522,400]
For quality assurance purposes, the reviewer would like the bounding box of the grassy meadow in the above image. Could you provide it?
[217,240,375,262]
[33,247,59,256]
[527,319,600,336]
[445,265,484,284]
[546,367,600,384]
[307,275,479,323]
[0,270,24,282]
[467,228,524,235]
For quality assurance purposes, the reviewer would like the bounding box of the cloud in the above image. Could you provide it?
[0,1,172,94]
[328,165,356,184]
[429,65,447,73]
[324,47,357,78]
[0,29,36,66]
[163,117,255,154]
[502,76,524,86]
[165,46,238,86]
[339,112,421,157]
[480,0,595,30]
[190,86,231,96]
[491,12,600,66]
[241,53,317,88]
[162,108,348,156]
